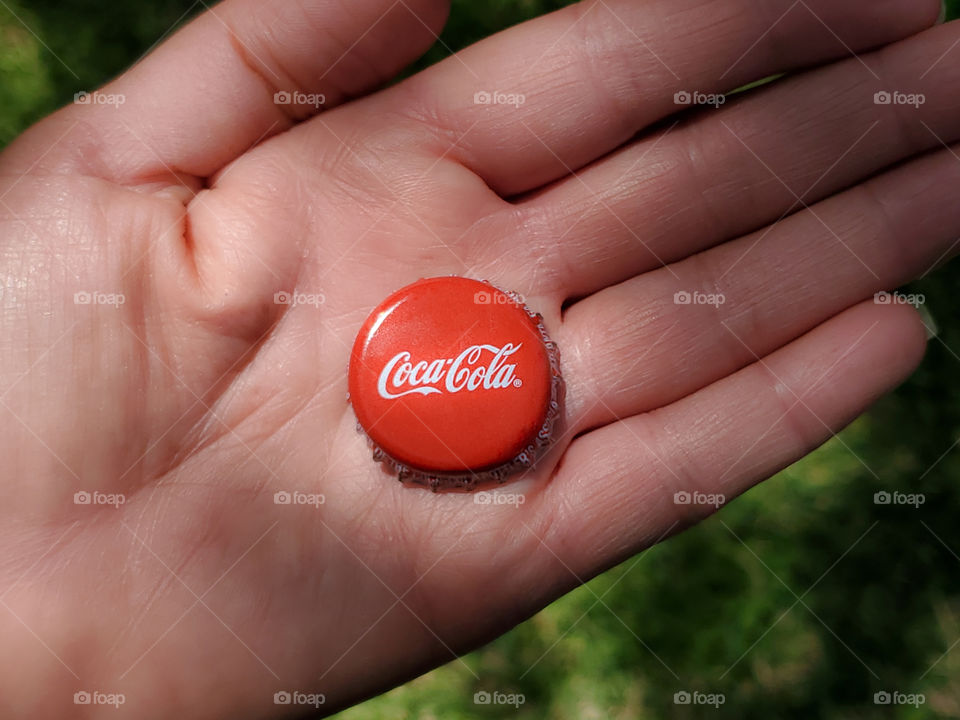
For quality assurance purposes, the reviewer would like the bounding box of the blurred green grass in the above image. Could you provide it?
[3,1,960,718]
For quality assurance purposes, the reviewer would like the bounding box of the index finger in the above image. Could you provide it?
[1,0,449,183]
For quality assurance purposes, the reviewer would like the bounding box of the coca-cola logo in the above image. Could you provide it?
[377,344,524,399]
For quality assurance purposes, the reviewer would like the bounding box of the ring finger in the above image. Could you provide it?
[559,138,958,432]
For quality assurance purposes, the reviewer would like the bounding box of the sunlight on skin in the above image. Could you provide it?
[0,0,955,717]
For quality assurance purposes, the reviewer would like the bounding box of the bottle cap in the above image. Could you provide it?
[347,277,562,490]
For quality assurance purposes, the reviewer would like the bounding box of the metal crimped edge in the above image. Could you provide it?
[349,281,564,492]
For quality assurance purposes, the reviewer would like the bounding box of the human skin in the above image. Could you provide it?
[0,0,954,716]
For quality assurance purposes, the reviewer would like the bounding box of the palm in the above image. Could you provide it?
[0,0,955,717]
[0,98,567,718]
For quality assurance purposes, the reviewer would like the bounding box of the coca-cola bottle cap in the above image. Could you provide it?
[348,277,562,491]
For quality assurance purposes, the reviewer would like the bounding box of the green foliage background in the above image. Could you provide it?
[3,1,960,718]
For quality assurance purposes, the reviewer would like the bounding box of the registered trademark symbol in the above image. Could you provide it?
[513,379,523,388]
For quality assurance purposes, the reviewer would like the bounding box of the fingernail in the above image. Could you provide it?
[918,303,938,341]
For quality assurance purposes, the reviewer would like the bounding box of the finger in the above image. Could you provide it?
[380,0,939,196]
[1,0,449,183]
[559,138,960,432]
[513,20,960,299]
[531,300,925,578]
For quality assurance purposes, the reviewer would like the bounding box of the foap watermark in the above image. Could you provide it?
[74,291,126,307]
[874,690,925,708]
[674,490,725,509]
[274,291,325,308]
[274,91,326,110]
[874,91,925,109]
[74,91,126,108]
[474,290,526,306]
[674,90,726,109]
[674,290,725,308]
[475,491,525,508]
[274,490,325,508]
[674,690,725,708]
[874,291,925,308]
[474,90,526,108]
[874,490,924,508]
[74,491,125,508]
[273,691,325,708]
[473,690,526,708]
[74,690,125,708]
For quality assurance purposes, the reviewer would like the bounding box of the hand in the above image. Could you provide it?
[0,0,952,716]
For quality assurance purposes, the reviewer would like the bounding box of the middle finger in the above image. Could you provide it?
[512,21,960,299]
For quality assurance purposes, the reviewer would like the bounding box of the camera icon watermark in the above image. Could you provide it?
[473,290,526,306]
[673,490,725,508]
[274,91,326,109]
[74,490,126,508]
[873,90,925,108]
[474,491,525,508]
[873,291,925,308]
[673,690,725,707]
[74,290,126,307]
[474,90,526,108]
[873,690,925,707]
[273,690,325,708]
[674,290,726,307]
[274,290,325,308]
[74,690,125,707]
[473,690,525,707]
[273,490,325,508]
[74,91,126,108]
[674,90,726,109]
[873,490,924,508]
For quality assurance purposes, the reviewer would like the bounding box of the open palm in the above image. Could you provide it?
[0,0,955,716]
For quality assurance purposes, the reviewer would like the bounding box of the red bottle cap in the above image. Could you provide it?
[348,277,562,490]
